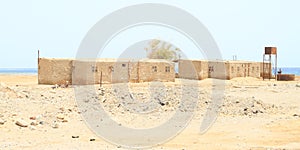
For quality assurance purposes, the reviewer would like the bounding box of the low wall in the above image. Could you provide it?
[39,58,175,85]
[139,60,175,82]
[179,59,262,80]
[178,60,204,80]
[38,58,73,85]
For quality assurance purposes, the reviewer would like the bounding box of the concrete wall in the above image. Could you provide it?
[208,61,227,79]
[178,60,209,80]
[227,61,260,79]
[72,60,132,85]
[38,58,73,85]
[179,59,262,80]
[72,60,97,85]
[39,58,175,85]
[138,60,175,82]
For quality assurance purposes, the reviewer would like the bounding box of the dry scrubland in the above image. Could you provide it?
[1,75,300,149]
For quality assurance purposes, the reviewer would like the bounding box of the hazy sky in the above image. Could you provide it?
[0,0,299,68]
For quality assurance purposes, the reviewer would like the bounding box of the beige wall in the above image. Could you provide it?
[207,61,227,80]
[227,62,260,79]
[179,59,262,80]
[139,61,175,82]
[72,60,133,85]
[72,60,97,85]
[178,60,208,80]
[39,58,175,85]
[38,58,73,85]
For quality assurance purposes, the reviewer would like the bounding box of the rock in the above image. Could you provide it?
[39,121,44,125]
[296,84,300,88]
[30,116,36,120]
[233,85,242,88]
[72,136,79,139]
[99,88,105,96]
[0,118,6,125]
[51,84,59,89]
[36,115,42,121]
[16,119,29,127]
[52,122,59,129]
[30,120,38,126]
[29,126,36,130]
[59,107,65,112]
[252,110,259,114]
[56,114,65,120]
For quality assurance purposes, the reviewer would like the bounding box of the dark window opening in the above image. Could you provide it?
[209,66,214,72]
[91,65,98,72]
[152,66,157,72]
[165,66,170,72]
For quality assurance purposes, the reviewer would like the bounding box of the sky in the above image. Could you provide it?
[0,0,299,68]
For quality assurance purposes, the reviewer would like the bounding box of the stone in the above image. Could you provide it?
[296,84,300,88]
[39,121,44,125]
[30,120,38,126]
[0,118,6,125]
[72,136,79,138]
[16,119,29,127]
[30,116,36,120]
[29,126,36,130]
[59,107,65,112]
[56,114,65,120]
[52,122,59,129]
[51,84,59,89]
[233,85,242,88]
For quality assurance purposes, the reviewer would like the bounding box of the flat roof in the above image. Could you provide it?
[41,58,173,63]
[179,59,260,63]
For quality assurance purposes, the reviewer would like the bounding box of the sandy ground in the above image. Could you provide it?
[1,75,300,150]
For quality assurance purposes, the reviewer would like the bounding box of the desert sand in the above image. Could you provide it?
[1,74,300,150]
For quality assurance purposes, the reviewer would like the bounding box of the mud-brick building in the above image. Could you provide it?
[226,61,261,79]
[178,59,262,80]
[38,58,73,85]
[178,59,209,80]
[38,58,175,85]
